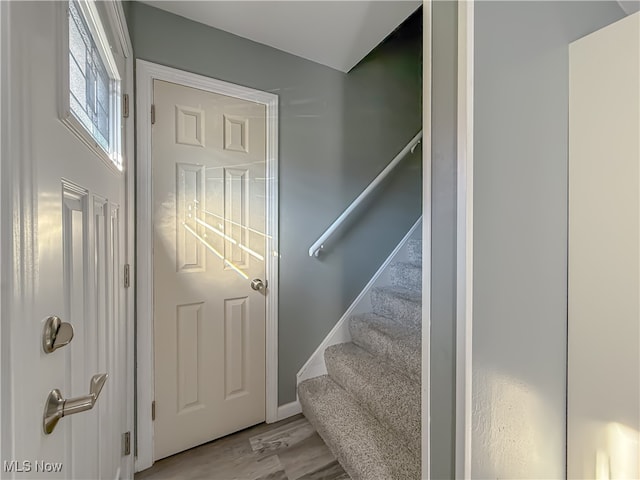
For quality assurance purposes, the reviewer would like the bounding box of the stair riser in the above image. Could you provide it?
[407,239,422,263]
[325,345,421,456]
[370,290,421,326]
[389,263,421,290]
[349,318,421,381]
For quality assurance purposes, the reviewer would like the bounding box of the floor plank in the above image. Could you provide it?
[135,415,349,480]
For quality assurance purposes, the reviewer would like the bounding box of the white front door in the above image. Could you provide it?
[152,80,267,460]
[2,2,130,479]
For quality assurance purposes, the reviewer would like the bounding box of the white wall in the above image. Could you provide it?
[472,2,625,478]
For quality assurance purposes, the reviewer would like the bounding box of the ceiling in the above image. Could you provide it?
[617,0,640,15]
[139,1,421,73]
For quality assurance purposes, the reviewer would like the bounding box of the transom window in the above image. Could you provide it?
[64,0,122,171]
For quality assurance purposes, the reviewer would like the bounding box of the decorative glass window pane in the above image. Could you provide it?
[68,0,111,154]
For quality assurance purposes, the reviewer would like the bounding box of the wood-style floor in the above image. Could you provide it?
[135,414,349,480]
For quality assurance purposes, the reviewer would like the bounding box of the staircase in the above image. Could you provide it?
[298,238,422,480]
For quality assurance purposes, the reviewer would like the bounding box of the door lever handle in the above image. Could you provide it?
[43,373,108,434]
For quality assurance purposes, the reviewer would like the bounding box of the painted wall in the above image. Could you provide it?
[126,2,422,405]
[472,1,625,478]
[430,1,457,478]
[567,12,640,479]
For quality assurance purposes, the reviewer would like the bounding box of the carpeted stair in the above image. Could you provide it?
[298,238,422,480]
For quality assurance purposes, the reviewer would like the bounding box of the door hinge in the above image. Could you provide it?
[124,263,131,288]
[151,400,156,421]
[122,94,129,118]
[122,431,131,456]
[151,104,156,125]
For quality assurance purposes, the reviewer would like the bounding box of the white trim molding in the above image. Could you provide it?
[422,2,432,479]
[276,401,302,421]
[103,1,132,59]
[297,217,422,383]
[0,0,10,464]
[118,6,135,479]
[455,2,474,479]
[135,60,279,471]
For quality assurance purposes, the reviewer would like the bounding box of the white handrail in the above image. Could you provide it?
[308,130,423,257]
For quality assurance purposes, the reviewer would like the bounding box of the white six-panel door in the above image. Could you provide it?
[152,80,267,460]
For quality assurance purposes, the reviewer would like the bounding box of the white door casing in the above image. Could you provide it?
[136,61,279,471]
[422,3,433,480]
[0,2,133,480]
[455,1,474,479]
[152,80,267,460]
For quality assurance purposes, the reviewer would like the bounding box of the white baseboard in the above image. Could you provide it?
[275,400,302,422]
[296,217,422,385]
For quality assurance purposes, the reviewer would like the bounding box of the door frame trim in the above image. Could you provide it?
[455,1,474,478]
[0,0,12,463]
[135,60,280,472]
[116,1,136,477]
[422,3,432,479]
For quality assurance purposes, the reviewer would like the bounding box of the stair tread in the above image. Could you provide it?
[325,343,421,456]
[370,286,422,325]
[298,375,420,480]
[391,260,422,268]
[349,312,421,380]
[372,285,421,301]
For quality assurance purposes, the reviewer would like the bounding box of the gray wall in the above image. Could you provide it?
[472,2,625,478]
[430,1,457,479]
[126,2,422,404]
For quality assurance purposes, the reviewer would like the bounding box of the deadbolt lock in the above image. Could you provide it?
[42,316,74,354]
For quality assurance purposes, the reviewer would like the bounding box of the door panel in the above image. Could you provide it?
[224,297,249,399]
[176,302,203,413]
[153,80,267,460]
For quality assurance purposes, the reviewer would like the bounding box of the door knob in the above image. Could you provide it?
[43,373,108,434]
[42,316,74,353]
[250,278,267,291]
